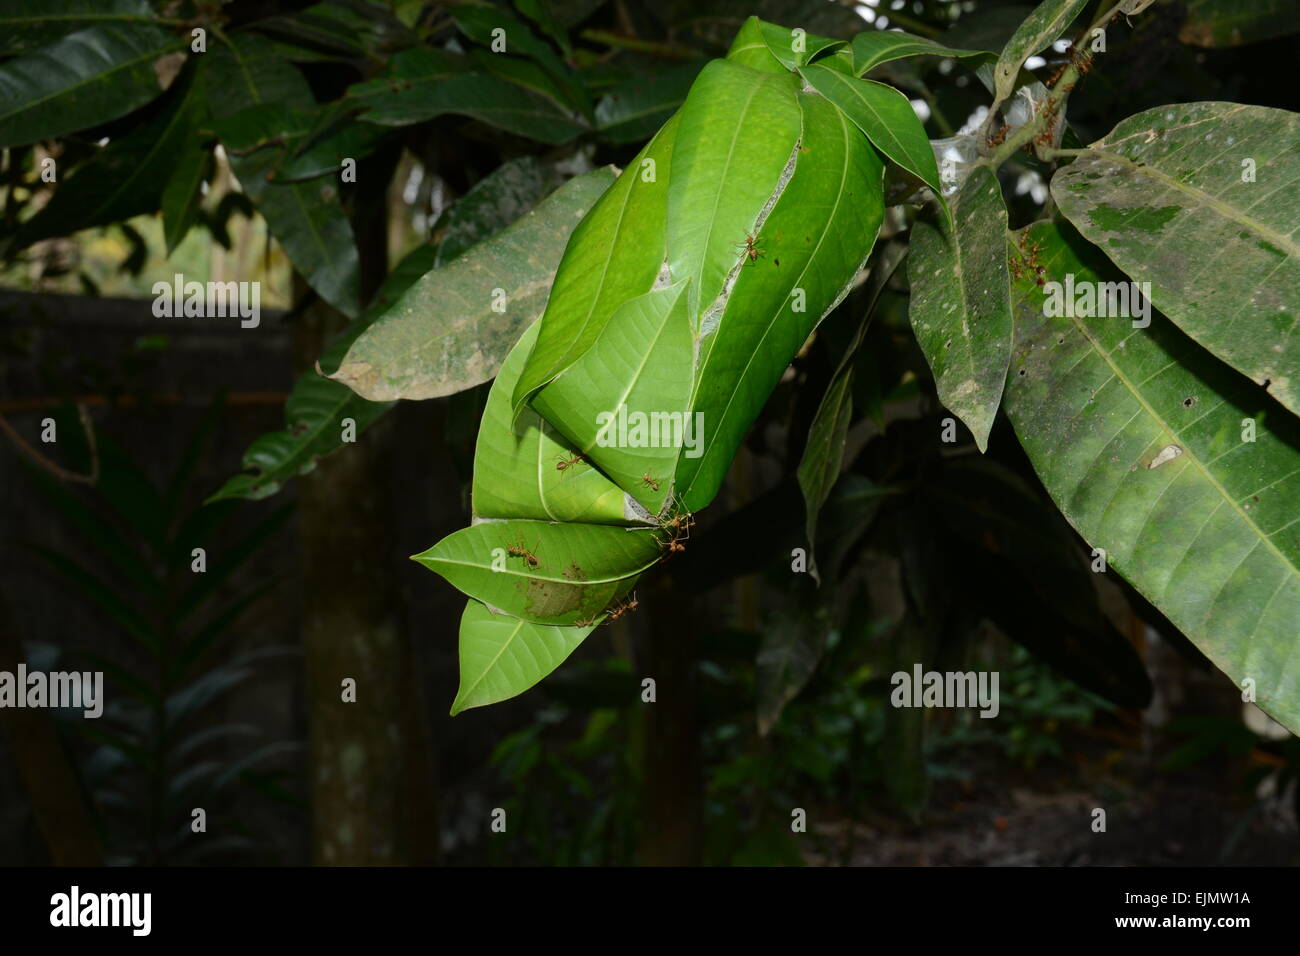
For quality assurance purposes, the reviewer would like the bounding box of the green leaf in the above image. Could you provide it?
[798,241,907,580]
[594,59,703,144]
[755,19,845,70]
[1179,0,1300,47]
[467,46,580,115]
[531,281,695,513]
[451,1,590,115]
[665,60,802,320]
[249,1,417,61]
[329,166,616,402]
[15,64,205,248]
[513,0,572,55]
[346,45,586,144]
[206,245,436,503]
[1005,220,1300,735]
[412,519,659,625]
[511,115,678,408]
[992,0,1088,104]
[756,583,827,735]
[161,131,211,256]
[798,370,853,565]
[799,65,943,202]
[676,86,885,512]
[0,22,183,147]
[0,0,155,55]
[271,116,392,183]
[850,28,986,76]
[907,165,1012,452]
[207,373,390,503]
[208,34,361,318]
[434,156,556,266]
[472,321,643,525]
[1050,102,1300,416]
[724,16,789,73]
[451,600,596,714]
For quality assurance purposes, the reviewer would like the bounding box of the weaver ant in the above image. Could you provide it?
[641,473,660,492]
[506,540,540,568]
[604,594,639,624]
[657,512,694,555]
[736,233,764,264]
[556,453,584,471]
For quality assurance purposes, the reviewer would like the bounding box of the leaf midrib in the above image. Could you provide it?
[1083,147,1300,259]
[0,27,177,125]
[1064,290,1298,583]
[457,614,527,707]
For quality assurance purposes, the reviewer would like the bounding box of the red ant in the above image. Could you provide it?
[657,512,694,555]
[641,473,660,492]
[556,453,584,471]
[604,594,639,624]
[506,541,540,568]
[736,234,763,264]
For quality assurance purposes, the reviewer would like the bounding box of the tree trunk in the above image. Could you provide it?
[294,150,439,865]
[637,573,702,865]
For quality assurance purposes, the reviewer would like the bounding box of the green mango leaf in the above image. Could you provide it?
[1005,220,1300,735]
[725,16,789,73]
[756,582,828,735]
[798,241,907,580]
[1179,0,1300,47]
[472,321,643,525]
[161,135,211,256]
[1051,102,1300,416]
[907,165,1012,452]
[208,35,361,318]
[451,600,596,715]
[755,19,844,70]
[511,114,678,409]
[531,281,695,513]
[206,246,436,503]
[346,45,586,144]
[412,519,659,625]
[594,59,703,144]
[850,28,987,76]
[209,98,389,185]
[330,166,616,401]
[205,362,390,505]
[451,0,590,115]
[666,60,802,320]
[249,1,417,61]
[799,65,943,202]
[433,156,556,267]
[992,0,1088,104]
[513,0,572,55]
[14,64,205,248]
[466,46,578,115]
[271,118,392,183]
[0,0,155,55]
[676,87,885,512]
[0,22,183,147]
